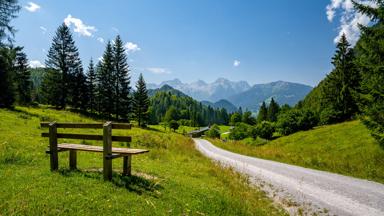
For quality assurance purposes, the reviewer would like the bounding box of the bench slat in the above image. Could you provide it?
[40,122,132,129]
[41,133,132,142]
[56,143,149,155]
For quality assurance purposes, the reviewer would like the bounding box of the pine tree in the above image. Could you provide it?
[321,34,359,123]
[257,102,268,123]
[0,0,20,45]
[133,73,149,127]
[113,35,131,120]
[86,59,97,113]
[41,69,62,107]
[45,23,83,109]
[0,47,15,107]
[99,41,115,119]
[267,98,280,122]
[13,47,31,105]
[71,68,88,110]
[353,0,384,145]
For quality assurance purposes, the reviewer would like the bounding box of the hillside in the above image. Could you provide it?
[208,120,384,183]
[0,107,285,215]
[228,81,313,111]
[201,99,238,113]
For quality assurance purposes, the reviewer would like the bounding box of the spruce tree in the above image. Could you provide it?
[0,47,15,107]
[133,73,149,127]
[353,0,384,145]
[257,101,268,123]
[41,69,62,107]
[86,59,97,113]
[99,41,115,118]
[321,34,359,123]
[13,47,31,105]
[45,23,83,109]
[113,35,131,120]
[267,98,280,122]
[0,0,20,45]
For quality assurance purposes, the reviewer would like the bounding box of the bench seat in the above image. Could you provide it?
[57,143,149,155]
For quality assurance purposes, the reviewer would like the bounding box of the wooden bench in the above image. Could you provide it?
[41,121,149,181]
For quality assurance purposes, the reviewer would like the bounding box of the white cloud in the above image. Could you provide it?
[124,42,141,53]
[233,60,241,67]
[25,2,40,12]
[29,60,45,68]
[326,0,377,45]
[146,67,171,74]
[40,26,47,34]
[64,14,97,37]
[97,37,104,43]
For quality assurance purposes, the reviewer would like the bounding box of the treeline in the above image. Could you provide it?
[148,91,229,127]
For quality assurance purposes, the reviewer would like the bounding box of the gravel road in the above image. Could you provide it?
[194,138,384,216]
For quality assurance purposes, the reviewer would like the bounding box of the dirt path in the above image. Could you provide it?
[194,138,384,216]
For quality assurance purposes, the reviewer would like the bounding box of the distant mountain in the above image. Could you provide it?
[228,81,313,111]
[201,99,238,113]
[148,78,251,102]
[147,84,188,97]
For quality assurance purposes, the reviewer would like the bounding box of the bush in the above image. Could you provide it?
[276,109,318,136]
[205,124,221,138]
[229,123,251,140]
[169,120,180,131]
[255,121,275,140]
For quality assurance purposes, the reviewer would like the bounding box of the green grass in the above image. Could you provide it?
[0,106,286,215]
[208,120,384,184]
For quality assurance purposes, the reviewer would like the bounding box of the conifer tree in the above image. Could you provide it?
[0,0,20,45]
[45,23,83,109]
[257,102,268,123]
[321,34,359,123]
[0,47,15,107]
[41,69,62,107]
[267,98,280,122]
[113,35,131,120]
[13,47,31,105]
[353,0,384,145]
[98,41,115,118]
[86,59,97,113]
[133,73,149,127]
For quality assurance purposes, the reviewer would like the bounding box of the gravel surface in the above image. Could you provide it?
[194,138,384,216]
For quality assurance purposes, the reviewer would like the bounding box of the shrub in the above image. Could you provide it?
[255,121,275,140]
[276,109,318,136]
[169,120,180,132]
[205,124,221,138]
[229,123,251,140]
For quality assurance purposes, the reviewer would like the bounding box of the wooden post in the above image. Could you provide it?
[103,121,113,181]
[69,150,77,170]
[49,121,58,171]
[123,155,132,176]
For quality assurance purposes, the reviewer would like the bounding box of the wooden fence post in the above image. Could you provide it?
[49,121,58,171]
[103,121,112,181]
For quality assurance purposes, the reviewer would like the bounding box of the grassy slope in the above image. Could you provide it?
[209,120,384,184]
[0,107,286,215]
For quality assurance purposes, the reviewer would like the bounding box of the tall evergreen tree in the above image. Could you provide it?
[267,98,280,122]
[0,47,15,107]
[41,69,62,107]
[98,41,115,118]
[86,59,97,113]
[113,35,131,120]
[133,73,149,127]
[353,0,384,145]
[45,23,83,109]
[321,34,359,123]
[0,0,20,45]
[13,47,31,105]
[257,102,268,123]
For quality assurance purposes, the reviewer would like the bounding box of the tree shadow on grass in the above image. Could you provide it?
[58,168,163,197]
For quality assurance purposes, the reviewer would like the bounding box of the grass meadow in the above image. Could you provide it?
[208,120,384,184]
[0,106,286,215]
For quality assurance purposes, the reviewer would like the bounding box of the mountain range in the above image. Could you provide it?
[148,78,312,112]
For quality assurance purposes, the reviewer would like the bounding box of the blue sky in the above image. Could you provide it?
[14,0,364,86]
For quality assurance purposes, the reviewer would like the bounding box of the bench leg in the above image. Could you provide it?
[69,150,77,170]
[123,156,132,176]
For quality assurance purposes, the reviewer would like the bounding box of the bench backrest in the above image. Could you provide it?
[40,121,132,142]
